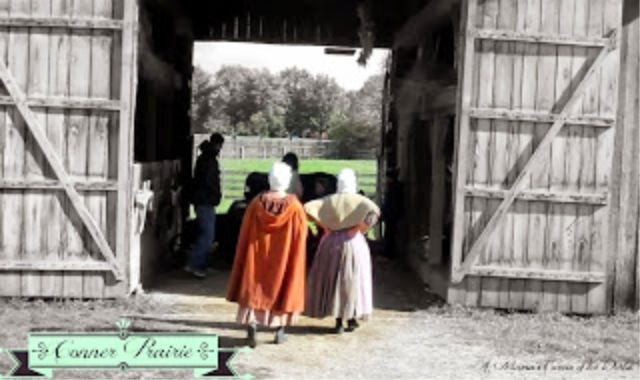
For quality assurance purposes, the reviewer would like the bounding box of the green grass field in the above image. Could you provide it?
[221,158,377,175]
[216,159,378,213]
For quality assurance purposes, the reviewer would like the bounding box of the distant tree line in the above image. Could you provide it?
[191,65,383,158]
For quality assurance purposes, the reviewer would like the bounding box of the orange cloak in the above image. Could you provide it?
[226,194,308,314]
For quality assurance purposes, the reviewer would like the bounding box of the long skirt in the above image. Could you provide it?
[305,230,373,320]
[235,307,298,328]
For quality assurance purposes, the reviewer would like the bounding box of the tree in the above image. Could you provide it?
[210,66,265,135]
[279,68,316,137]
[279,68,348,138]
[308,74,348,138]
[190,66,216,133]
[350,73,384,127]
[190,64,383,147]
[329,74,384,158]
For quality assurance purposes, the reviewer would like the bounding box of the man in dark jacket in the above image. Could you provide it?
[184,133,224,278]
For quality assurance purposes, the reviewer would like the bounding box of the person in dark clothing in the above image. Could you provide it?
[184,133,224,278]
[282,152,303,199]
[381,168,403,260]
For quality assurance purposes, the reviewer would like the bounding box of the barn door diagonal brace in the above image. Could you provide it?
[452,30,618,284]
[0,61,123,281]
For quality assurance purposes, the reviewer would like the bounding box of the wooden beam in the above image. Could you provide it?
[465,186,608,205]
[468,266,606,283]
[0,261,113,272]
[450,0,478,281]
[637,0,640,312]
[472,29,610,47]
[453,31,617,283]
[0,61,123,281]
[469,107,614,127]
[0,17,122,30]
[117,0,140,293]
[0,96,120,111]
[612,0,640,312]
[0,180,118,191]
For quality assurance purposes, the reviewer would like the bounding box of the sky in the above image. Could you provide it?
[193,42,390,91]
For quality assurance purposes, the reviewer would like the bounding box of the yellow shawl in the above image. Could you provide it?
[304,193,380,231]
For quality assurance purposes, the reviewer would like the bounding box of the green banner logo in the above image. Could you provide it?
[1,319,252,379]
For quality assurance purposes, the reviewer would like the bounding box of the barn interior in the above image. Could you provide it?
[132,0,461,297]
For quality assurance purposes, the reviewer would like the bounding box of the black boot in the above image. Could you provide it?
[247,323,257,348]
[274,327,287,344]
[346,318,359,332]
[334,318,344,334]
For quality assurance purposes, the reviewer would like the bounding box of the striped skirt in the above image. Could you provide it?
[305,230,373,320]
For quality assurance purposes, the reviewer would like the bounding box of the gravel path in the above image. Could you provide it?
[139,257,639,380]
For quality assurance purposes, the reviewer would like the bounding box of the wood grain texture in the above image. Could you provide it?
[449,0,478,306]
[0,0,21,296]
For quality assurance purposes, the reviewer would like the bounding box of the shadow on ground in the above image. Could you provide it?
[146,250,444,312]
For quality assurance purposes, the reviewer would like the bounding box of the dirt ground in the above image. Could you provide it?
[0,255,638,380]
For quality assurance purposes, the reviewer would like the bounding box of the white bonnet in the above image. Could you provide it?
[337,168,357,194]
[269,162,293,191]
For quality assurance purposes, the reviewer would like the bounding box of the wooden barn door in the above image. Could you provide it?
[0,0,138,298]
[450,0,623,314]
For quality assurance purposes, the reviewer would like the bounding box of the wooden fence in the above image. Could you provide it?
[193,134,376,160]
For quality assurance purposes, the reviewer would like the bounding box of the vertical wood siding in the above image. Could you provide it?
[451,0,623,314]
[0,0,134,298]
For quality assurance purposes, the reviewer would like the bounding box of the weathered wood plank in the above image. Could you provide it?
[109,0,138,298]
[552,0,576,314]
[521,0,543,311]
[475,0,500,309]
[587,0,617,314]
[494,0,518,310]
[41,0,70,298]
[0,0,20,296]
[635,0,639,313]
[0,16,122,29]
[613,0,639,311]
[468,107,614,127]
[468,266,605,282]
[507,0,528,311]
[450,0,478,290]
[447,0,472,306]
[460,0,486,308]
[603,1,624,313]
[83,0,114,299]
[63,1,91,297]
[571,0,597,314]
[0,261,113,271]
[471,29,609,47]
[20,0,52,298]
[464,186,607,204]
[0,179,117,190]
[5,0,32,297]
[537,0,561,313]
[0,96,120,110]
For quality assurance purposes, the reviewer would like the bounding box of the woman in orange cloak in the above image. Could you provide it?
[226,162,308,347]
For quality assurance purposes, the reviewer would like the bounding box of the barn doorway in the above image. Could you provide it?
[130,0,393,296]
